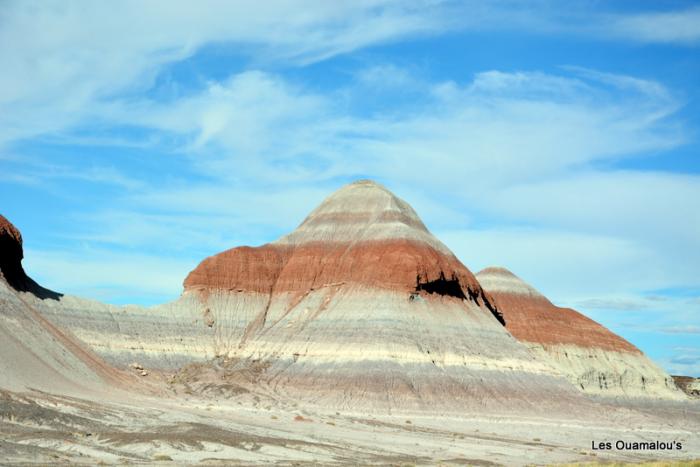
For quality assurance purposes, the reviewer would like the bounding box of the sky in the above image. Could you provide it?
[1,0,699,377]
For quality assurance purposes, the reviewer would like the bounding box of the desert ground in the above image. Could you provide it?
[2,377,699,466]
[2,183,699,466]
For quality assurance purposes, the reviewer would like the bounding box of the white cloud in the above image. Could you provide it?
[136,71,330,162]
[14,65,691,304]
[571,297,700,334]
[103,67,684,189]
[2,1,697,149]
[0,160,143,190]
[76,184,333,251]
[575,297,661,312]
[664,347,700,376]
[608,6,700,45]
[0,0,452,147]
[661,325,700,335]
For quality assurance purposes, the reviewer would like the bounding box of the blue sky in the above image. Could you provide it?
[1,1,699,376]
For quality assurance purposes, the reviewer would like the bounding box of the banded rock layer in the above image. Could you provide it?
[184,180,501,322]
[476,267,682,399]
[28,181,587,413]
[0,216,127,393]
[174,181,584,412]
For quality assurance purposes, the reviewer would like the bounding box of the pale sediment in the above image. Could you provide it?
[476,267,684,399]
[1,181,684,413]
[25,291,217,370]
[26,285,586,413]
[0,279,130,394]
[527,343,680,398]
[1,182,698,464]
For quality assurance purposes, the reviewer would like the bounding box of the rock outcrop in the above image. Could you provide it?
[20,181,683,410]
[184,180,502,324]
[175,181,585,412]
[0,215,127,393]
[476,267,683,399]
[28,181,586,413]
[0,214,61,300]
[673,376,700,398]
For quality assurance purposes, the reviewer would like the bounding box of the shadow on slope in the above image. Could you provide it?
[0,217,62,300]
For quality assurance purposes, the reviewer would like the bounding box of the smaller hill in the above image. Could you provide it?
[476,267,683,399]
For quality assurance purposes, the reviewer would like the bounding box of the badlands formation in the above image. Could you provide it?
[30,181,584,413]
[476,267,681,399]
[0,215,130,394]
[673,376,700,398]
[1,181,699,465]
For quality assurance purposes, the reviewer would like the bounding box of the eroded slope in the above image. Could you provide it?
[476,267,682,399]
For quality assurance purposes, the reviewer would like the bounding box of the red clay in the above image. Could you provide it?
[184,239,496,311]
[482,273,640,353]
[0,214,23,247]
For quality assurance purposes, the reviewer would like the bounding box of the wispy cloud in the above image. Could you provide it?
[107,67,685,186]
[0,0,452,147]
[664,347,700,376]
[608,6,700,45]
[1,161,143,190]
[2,1,699,376]
[2,1,698,150]
[14,65,695,303]
[484,171,700,254]
[438,227,661,298]
[574,297,656,311]
[561,295,700,357]
[661,325,700,335]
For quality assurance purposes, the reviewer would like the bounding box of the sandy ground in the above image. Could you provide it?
[1,381,699,466]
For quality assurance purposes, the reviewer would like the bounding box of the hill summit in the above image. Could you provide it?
[185,180,502,323]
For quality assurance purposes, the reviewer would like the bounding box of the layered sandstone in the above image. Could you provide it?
[22,181,682,409]
[476,267,682,399]
[168,181,583,411]
[29,293,209,369]
[1,215,698,465]
[184,180,502,323]
[28,181,586,413]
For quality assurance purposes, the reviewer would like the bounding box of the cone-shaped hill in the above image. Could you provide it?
[28,180,589,413]
[174,180,580,411]
[185,180,502,323]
